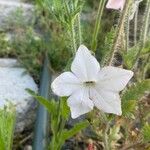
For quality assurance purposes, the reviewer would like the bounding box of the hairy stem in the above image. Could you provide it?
[104,123,110,150]
[91,0,106,52]
[77,13,82,46]
[132,0,150,70]
[134,3,139,46]
[98,111,110,150]
[71,19,77,54]
[141,0,150,46]
[125,13,130,52]
[141,54,150,79]
[108,0,131,65]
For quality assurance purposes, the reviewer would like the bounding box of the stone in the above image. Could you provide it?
[0,0,33,28]
[0,58,38,132]
[0,58,19,67]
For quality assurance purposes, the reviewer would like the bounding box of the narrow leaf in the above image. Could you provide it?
[121,80,150,117]
[122,100,137,118]
[35,96,57,114]
[26,88,57,114]
[60,97,70,119]
[122,79,150,101]
[61,120,89,140]
[142,123,150,142]
[122,46,137,69]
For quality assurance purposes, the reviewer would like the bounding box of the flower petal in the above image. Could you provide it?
[51,72,81,96]
[90,87,122,115]
[97,66,133,92]
[71,45,100,82]
[67,87,94,119]
[106,0,125,11]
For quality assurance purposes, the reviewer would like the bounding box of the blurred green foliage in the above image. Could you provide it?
[142,123,150,142]
[27,89,89,150]
[0,0,117,77]
[0,8,43,81]
[0,104,16,150]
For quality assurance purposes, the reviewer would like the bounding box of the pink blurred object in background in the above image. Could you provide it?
[106,0,125,10]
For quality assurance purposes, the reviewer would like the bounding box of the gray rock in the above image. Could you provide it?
[0,0,33,28]
[0,58,38,132]
[0,58,19,67]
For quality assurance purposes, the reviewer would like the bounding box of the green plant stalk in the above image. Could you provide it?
[141,0,150,46]
[125,14,130,52]
[49,100,67,150]
[141,54,150,79]
[57,119,66,149]
[77,13,82,46]
[108,0,131,65]
[96,111,110,150]
[55,102,66,149]
[91,0,106,52]
[71,19,77,54]
[132,0,150,70]
[52,108,61,150]
[104,122,110,150]
[134,3,139,46]
[49,115,59,150]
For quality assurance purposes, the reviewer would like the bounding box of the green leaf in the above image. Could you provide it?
[26,88,37,96]
[61,120,89,140]
[122,79,150,101]
[122,100,137,118]
[0,105,16,150]
[109,126,121,143]
[60,97,70,119]
[26,88,58,114]
[122,46,137,69]
[35,96,57,114]
[141,40,150,54]
[55,120,89,150]
[121,80,150,118]
[142,123,150,142]
[122,41,150,69]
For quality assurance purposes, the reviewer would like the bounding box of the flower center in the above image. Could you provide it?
[84,81,96,87]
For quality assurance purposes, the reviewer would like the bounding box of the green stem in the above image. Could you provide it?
[132,0,150,70]
[104,123,110,150]
[141,0,150,46]
[98,111,110,150]
[71,19,77,54]
[77,13,82,45]
[125,13,130,52]
[141,54,150,79]
[108,0,131,65]
[91,0,106,52]
[134,3,139,46]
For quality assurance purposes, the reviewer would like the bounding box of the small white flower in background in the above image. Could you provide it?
[51,45,133,119]
[106,0,125,11]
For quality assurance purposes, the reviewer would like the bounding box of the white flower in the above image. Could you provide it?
[51,45,134,119]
